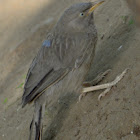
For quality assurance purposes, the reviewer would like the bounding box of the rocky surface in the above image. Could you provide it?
[0,0,140,140]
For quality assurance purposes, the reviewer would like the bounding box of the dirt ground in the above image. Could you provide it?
[0,0,140,140]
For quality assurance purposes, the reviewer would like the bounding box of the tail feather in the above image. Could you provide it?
[29,105,44,140]
[35,106,42,140]
[29,119,34,140]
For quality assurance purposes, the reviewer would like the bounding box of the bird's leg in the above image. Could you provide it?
[80,69,111,100]
[79,69,128,101]
[83,69,111,87]
[29,101,46,140]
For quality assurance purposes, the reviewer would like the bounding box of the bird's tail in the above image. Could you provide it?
[29,102,45,140]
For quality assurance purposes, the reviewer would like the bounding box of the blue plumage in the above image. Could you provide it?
[42,40,51,48]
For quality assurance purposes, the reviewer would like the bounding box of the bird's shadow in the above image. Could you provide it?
[88,22,135,79]
[43,92,78,140]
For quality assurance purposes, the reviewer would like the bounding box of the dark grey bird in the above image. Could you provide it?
[22,1,104,139]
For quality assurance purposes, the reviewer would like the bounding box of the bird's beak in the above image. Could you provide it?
[87,0,104,15]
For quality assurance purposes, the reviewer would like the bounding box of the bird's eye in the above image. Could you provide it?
[79,12,84,17]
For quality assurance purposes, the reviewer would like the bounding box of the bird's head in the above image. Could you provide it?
[55,0,104,33]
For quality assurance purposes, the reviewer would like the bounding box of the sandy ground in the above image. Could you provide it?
[0,0,140,140]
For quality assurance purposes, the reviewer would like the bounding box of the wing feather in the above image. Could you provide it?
[22,32,95,107]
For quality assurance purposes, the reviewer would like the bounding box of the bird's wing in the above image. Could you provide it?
[22,33,95,107]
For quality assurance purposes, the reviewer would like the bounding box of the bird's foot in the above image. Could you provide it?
[79,69,111,101]
[97,69,128,101]
[79,68,129,102]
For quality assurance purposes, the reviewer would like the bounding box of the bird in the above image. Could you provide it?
[22,1,105,139]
